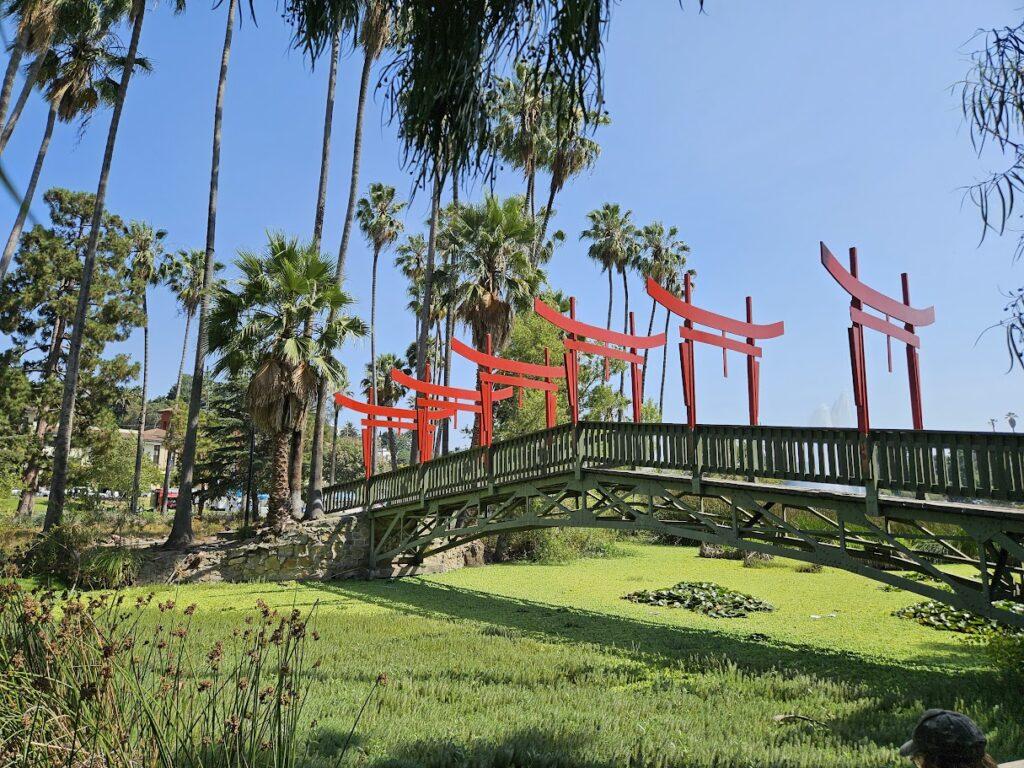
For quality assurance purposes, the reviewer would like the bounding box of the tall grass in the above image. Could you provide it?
[0,581,324,767]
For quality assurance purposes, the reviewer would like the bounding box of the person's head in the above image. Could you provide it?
[901,710,996,768]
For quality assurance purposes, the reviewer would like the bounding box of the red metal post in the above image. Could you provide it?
[901,273,924,430]
[848,247,870,433]
[745,296,757,426]
[566,297,580,423]
[544,347,558,428]
[629,311,642,422]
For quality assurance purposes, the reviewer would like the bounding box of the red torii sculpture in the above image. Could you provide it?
[534,297,666,423]
[389,366,514,452]
[646,276,785,428]
[333,393,419,478]
[451,335,566,446]
[820,242,934,432]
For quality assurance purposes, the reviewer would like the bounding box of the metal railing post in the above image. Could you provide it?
[691,426,702,494]
[863,431,879,516]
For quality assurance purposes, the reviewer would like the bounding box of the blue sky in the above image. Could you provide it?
[2,1,1022,439]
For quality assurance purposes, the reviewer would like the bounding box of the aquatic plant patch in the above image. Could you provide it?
[893,599,1024,635]
[623,580,775,618]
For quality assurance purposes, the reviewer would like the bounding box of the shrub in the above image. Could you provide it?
[624,581,775,618]
[488,528,620,564]
[794,561,823,574]
[79,546,140,589]
[0,582,324,767]
[22,522,93,585]
[983,632,1024,683]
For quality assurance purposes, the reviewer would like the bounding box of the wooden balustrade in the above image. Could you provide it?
[322,422,1024,514]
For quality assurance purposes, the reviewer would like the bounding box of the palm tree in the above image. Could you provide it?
[155,248,210,514]
[126,223,165,515]
[395,232,427,342]
[637,222,690,393]
[1007,412,1018,433]
[448,195,542,441]
[208,235,365,534]
[580,203,638,332]
[0,5,146,281]
[44,0,171,532]
[170,0,240,547]
[0,0,60,142]
[492,60,549,218]
[360,352,407,470]
[356,182,404,470]
[535,108,605,264]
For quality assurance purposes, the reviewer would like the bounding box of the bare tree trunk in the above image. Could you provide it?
[369,246,380,473]
[606,267,613,330]
[412,173,443,462]
[167,0,236,547]
[288,424,304,517]
[159,309,193,515]
[17,315,65,518]
[0,29,27,131]
[329,402,339,484]
[533,179,557,265]
[44,1,147,532]
[387,428,397,470]
[0,101,55,282]
[306,35,367,519]
[618,269,629,419]
[640,297,656,401]
[0,53,43,157]
[130,290,149,515]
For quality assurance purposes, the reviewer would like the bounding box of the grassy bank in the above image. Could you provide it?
[107,543,1019,767]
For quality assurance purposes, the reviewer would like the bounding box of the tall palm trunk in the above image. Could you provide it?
[306,34,370,519]
[618,269,629,418]
[605,266,613,330]
[328,402,339,484]
[412,174,443,462]
[268,428,292,534]
[159,308,193,515]
[368,245,381,473]
[0,54,43,158]
[44,0,147,532]
[167,0,236,547]
[288,425,304,516]
[659,307,670,417]
[0,29,27,130]
[303,32,339,520]
[534,179,557,265]
[130,290,149,515]
[0,100,55,281]
[17,314,65,518]
[640,296,656,401]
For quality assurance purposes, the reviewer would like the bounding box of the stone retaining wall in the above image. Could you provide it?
[135,512,483,585]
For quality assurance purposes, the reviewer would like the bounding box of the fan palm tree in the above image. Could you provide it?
[45,0,179,532]
[360,352,407,470]
[206,234,365,534]
[126,223,165,516]
[395,232,427,342]
[356,183,405,457]
[0,4,147,281]
[0,0,64,143]
[534,108,605,265]
[637,222,690,393]
[491,60,549,218]
[580,203,638,331]
[448,195,542,442]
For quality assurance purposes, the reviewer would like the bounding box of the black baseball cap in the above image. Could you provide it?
[900,709,987,761]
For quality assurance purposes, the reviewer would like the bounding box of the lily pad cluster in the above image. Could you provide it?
[623,581,775,619]
[893,600,1024,635]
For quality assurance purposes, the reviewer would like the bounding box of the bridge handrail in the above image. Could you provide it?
[322,422,1024,514]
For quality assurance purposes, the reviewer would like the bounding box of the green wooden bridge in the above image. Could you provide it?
[323,422,1024,628]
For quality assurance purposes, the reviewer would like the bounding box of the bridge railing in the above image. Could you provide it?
[322,422,1024,513]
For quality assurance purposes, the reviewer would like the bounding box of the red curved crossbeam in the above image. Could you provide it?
[647,278,784,339]
[390,367,485,402]
[534,299,667,349]
[335,393,419,478]
[451,338,564,379]
[820,243,934,327]
[645,277,783,427]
